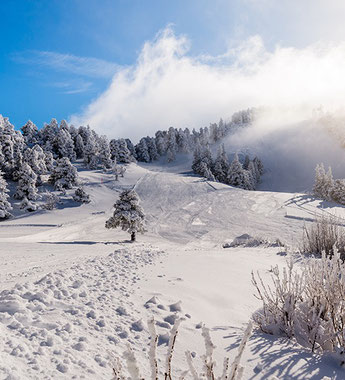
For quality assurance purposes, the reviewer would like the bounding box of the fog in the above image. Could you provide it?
[70,27,345,191]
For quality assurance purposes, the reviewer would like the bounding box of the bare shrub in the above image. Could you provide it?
[253,249,345,358]
[301,214,345,258]
[112,318,252,379]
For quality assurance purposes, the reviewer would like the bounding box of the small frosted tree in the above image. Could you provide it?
[105,189,146,242]
[73,187,91,203]
[0,171,12,219]
[313,163,334,200]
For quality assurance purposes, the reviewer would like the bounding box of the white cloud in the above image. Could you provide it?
[51,80,92,94]
[70,27,345,141]
[13,51,120,79]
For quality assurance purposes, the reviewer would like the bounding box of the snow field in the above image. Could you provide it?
[0,244,163,379]
[1,163,345,378]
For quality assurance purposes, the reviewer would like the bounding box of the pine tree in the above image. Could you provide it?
[146,137,159,161]
[75,134,85,159]
[44,151,55,172]
[83,129,98,169]
[105,189,146,242]
[176,129,190,153]
[199,162,215,181]
[50,157,78,190]
[330,179,345,205]
[73,187,91,203]
[23,145,47,175]
[19,197,37,212]
[243,155,250,170]
[227,153,251,189]
[117,139,132,163]
[247,161,258,190]
[14,163,38,200]
[56,128,76,161]
[212,144,229,182]
[21,120,39,147]
[110,139,120,161]
[98,135,112,169]
[136,138,150,163]
[166,127,177,162]
[253,156,264,175]
[0,171,12,219]
[40,118,60,156]
[125,138,136,160]
[155,130,166,156]
[42,191,60,210]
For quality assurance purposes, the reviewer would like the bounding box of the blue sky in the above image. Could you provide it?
[1,0,242,129]
[1,0,345,136]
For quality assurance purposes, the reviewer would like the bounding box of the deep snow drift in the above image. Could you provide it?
[0,163,345,379]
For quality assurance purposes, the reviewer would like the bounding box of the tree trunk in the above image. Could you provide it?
[131,231,136,242]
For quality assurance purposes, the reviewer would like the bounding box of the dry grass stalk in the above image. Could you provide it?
[112,319,252,379]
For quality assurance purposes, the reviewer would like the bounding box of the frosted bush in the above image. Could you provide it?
[301,214,345,258]
[253,248,345,356]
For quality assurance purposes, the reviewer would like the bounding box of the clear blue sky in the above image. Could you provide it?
[1,0,344,131]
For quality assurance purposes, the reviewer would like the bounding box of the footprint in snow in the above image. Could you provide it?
[169,301,182,312]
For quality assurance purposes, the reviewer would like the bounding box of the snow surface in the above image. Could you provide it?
[1,162,345,379]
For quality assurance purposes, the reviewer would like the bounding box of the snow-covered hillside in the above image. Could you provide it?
[1,163,345,379]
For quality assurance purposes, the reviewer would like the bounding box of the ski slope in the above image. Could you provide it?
[0,163,345,379]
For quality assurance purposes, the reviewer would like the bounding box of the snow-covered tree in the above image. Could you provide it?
[313,163,334,200]
[212,144,229,183]
[23,145,47,176]
[155,130,167,156]
[243,155,250,170]
[227,153,252,189]
[199,161,215,181]
[98,135,112,169]
[105,189,146,242]
[166,127,177,162]
[109,139,119,161]
[40,118,60,156]
[83,129,98,169]
[21,120,39,147]
[44,151,55,172]
[146,137,159,161]
[176,129,190,153]
[125,138,136,160]
[247,161,258,190]
[42,191,60,210]
[73,187,91,203]
[192,143,213,177]
[55,128,76,161]
[330,179,345,205]
[117,139,132,163]
[253,156,264,176]
[112,162,126,181]
[50,157,78,190]
[20,197,37,212]
[14,163,38,200]
[0,171,12,219]
[75,134,85,159]
[136,138,150,163]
